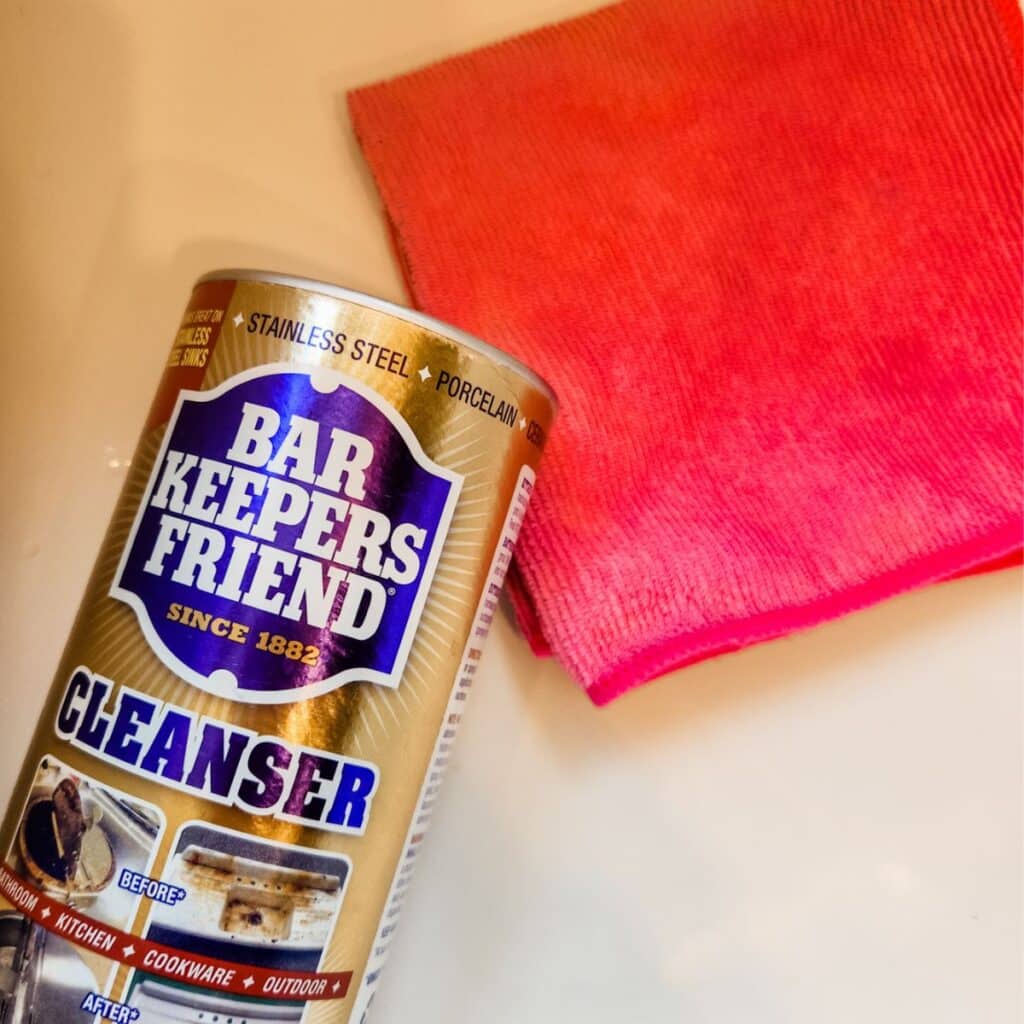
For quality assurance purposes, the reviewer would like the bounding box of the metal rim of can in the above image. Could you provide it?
[197,268,559,410]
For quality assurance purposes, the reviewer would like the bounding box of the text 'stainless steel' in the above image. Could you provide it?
[0,271,555,1024]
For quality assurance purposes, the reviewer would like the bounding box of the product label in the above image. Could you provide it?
[112,364,462,702]
[348,464,536,1022]
[0,277,552,1024]
[55,667,380,835]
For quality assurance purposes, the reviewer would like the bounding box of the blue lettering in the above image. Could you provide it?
[103,692,155,766]
[55,669,90,736]
[184,724,251,798]
[117,867,188,906]
[53,668,379,835]
[74,678,112,750]
[283,751,337,821]
[237,740,292,810]
[138,710,191,782]
[326,762,378,831]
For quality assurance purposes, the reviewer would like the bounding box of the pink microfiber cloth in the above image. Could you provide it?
[349,0,1023,705]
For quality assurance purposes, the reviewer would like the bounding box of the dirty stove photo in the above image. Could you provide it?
[145,823,349,973]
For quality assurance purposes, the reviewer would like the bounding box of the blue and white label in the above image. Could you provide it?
[112,364,461,703]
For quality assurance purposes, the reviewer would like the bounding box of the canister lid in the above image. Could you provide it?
[197,269,558,409]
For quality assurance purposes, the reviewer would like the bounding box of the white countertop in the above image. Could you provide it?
[0,2,1020,1021]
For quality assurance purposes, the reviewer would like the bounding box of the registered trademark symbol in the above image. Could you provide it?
[387,587,397,596]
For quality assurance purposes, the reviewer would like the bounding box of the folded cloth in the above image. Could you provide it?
[349,0,1023,704]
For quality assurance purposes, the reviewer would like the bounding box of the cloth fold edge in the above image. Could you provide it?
[585,522,1022,706]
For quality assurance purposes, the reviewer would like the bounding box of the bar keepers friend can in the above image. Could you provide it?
[0,270,555,1024]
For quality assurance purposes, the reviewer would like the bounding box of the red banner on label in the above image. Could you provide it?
[0,863,351,1001]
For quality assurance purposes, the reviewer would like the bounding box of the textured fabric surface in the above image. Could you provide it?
[349,0,1023,704]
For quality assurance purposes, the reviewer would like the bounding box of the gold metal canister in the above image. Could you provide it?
[0,270,555,1024]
